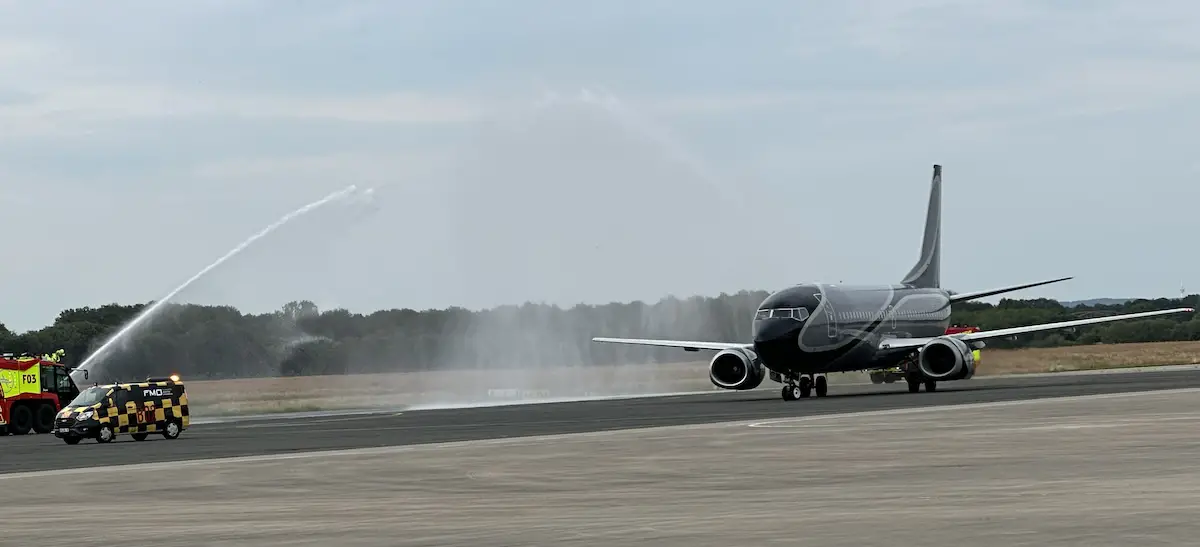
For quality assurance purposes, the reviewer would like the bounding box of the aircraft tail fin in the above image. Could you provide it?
[900,164,941,289]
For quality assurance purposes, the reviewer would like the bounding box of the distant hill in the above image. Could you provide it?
[1058,298,1136,308]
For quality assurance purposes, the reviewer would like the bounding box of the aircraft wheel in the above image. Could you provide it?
[815,376,828,397]
[906,377,921,393]
[781,385,796,401]
[924,380,938,392]
[798,376,813,398]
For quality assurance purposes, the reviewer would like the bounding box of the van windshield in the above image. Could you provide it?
[68,386,108,407]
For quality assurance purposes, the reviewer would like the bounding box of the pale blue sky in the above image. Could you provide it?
[2,0,1198,333]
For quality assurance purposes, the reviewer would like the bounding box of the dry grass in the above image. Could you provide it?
[181,341,1200,417]
[183,363,725,417]
[974,340,1200,375]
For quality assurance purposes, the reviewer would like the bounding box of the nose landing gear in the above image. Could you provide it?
[781,374,828,401]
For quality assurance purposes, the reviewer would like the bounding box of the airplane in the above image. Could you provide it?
[591,164,1195,401]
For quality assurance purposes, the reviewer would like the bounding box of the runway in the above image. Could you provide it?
[4,369,1200,546]
[3,367,1199,473]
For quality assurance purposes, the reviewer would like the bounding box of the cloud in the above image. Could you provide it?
[4,84,485,125]
[189,149,454,192]
[639,2,1200,141]
[2,0,1200,332]
[0,26,487,142]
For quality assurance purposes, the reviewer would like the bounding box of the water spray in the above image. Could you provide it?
[527,87,753,218]
[73,184,361,381]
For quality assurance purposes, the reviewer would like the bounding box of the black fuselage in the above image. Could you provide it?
[751,283,952,375]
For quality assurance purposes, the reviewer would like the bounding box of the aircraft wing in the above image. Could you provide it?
[591,337,751,352]
[948,276,1073,303]
[878,307,1195,351]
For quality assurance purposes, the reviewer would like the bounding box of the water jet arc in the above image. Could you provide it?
[73,184,360,381]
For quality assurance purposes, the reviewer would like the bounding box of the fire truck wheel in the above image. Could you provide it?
[9,405,33,435]
[33,404,55,434]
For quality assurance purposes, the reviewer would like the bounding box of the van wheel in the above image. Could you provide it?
[9,405,33,435]
[96,425,115,443]
[131,433,149,442]
[33,404,56,434]
[162,420,182,440]
[63,436,81,445]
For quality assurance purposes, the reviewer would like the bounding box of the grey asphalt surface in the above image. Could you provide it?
[3,368,1199,473]
[6,378,1200,546]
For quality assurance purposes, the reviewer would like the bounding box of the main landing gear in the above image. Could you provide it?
[781,374,827,401]
[904,370,937,393]
[890,356,937,393]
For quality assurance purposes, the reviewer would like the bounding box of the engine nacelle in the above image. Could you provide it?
[709,347,767,390]
[917,336,978,381]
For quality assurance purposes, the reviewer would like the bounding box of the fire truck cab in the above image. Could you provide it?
[0,351,85,436]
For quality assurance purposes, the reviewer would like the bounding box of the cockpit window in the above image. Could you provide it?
[755,307,809,321]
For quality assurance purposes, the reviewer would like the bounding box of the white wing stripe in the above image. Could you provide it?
[878,307,1194,350]
[590,337,750,351]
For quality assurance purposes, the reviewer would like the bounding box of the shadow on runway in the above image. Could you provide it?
[692,383,1008,404]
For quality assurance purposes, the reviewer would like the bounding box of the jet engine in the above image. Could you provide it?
[917,336,978,381]
[708,347,767,390]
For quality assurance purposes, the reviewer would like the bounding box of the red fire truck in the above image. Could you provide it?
[0,351,85,436]
[869,325,983,384]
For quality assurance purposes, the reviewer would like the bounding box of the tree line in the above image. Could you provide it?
[1,291,1197,382]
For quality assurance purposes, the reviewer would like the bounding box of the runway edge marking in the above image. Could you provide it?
[6,386,1200,481]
